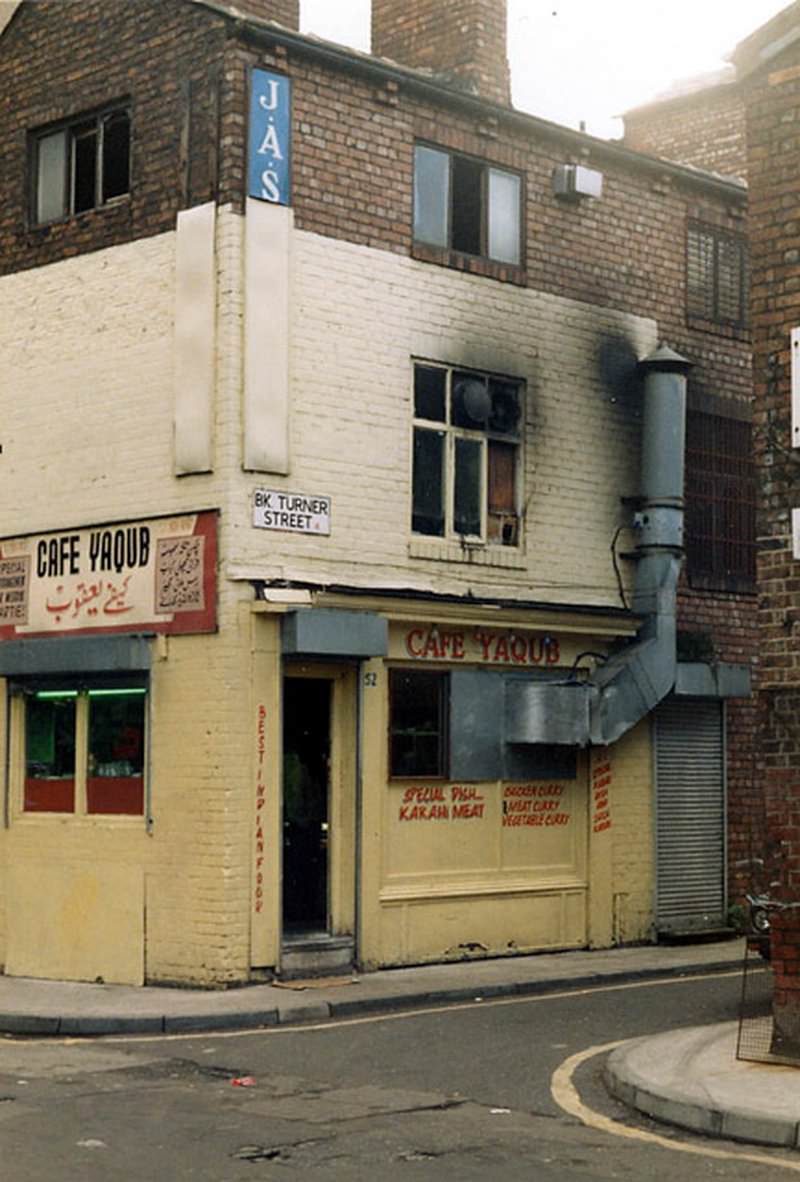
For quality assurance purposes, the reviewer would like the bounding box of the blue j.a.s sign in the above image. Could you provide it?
[248,69,291,205]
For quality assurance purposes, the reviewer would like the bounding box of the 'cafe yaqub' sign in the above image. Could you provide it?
[404,625,561,666]
[0,511,217,640]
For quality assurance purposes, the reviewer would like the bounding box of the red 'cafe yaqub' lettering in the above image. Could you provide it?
[405,627,560,665]
[405,628,466,660]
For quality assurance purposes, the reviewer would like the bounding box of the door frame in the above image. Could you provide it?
[281,662,357,945]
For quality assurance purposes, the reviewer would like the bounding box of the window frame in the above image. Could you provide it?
[411,361,523,547]
[413,142,523,267]
[389,668,449,780]
[10,676,149,820]
[686,221,748,330]
[29,102,131,227]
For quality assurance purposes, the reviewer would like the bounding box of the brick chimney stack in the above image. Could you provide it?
[236,0,299,29]
[371,0,511,106]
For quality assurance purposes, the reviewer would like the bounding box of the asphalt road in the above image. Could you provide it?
[0,966,788,1181]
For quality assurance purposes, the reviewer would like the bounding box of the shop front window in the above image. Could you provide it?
[20,684,146,816]
[24,692,77,813]
[87,689,146,815]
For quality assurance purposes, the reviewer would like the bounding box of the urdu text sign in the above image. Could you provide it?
[253,489,331,536]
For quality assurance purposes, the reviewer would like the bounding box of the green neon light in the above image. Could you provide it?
[34,689,146,700]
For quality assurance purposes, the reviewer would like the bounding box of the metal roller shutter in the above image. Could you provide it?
[655,698,725,934]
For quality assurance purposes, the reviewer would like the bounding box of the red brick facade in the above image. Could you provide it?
[624,83,747,181]
[736,12,800,1041]
[371,0,511,105]
[231,0,299,29]
[0,0,227,277]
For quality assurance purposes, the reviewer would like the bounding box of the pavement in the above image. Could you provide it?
[605,1020,800,1150]
[1,936,796,1150]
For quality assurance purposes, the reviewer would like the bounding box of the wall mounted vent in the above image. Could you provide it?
[553,164,603,200]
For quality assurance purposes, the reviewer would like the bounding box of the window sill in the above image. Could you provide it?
[686,313,749,342]
[412,242,527,286]
[27,194,132,235]
[409,536,527,569]
[686,571,757,595]
[14,811,146,827]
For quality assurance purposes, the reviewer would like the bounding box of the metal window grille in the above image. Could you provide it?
[685,411,756,590]
[687,224,747,327]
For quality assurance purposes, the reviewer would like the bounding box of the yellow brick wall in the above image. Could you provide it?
[0,587,260,986]
[609,718,655,943]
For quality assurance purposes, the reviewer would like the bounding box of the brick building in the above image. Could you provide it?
[623,67,748,182]
[0,0,756,986]
[727,0,800,1049]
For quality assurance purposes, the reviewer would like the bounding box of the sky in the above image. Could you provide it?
[300,0,792,139]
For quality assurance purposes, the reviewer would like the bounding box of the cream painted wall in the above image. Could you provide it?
[609,718,655,943]
[0,232,218,533]
[0,212,655,607]
[0,207,658,981]
[0,625,257,985]
[226,225,658,610]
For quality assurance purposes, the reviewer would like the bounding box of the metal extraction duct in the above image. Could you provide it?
[506,344,692,747]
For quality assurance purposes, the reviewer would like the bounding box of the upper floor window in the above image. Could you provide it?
[412,362,523,546]
[33,107,130,225]
[686,223,747,328]
[685,409,756,592]
[413,144,522,266]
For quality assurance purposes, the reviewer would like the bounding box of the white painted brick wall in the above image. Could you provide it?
[226,227,658,609]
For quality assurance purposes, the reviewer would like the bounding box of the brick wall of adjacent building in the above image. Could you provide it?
[740,26,800,1043]
[233,0,299,29]
[623,84,748,181]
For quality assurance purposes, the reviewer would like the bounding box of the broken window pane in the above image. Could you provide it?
[414,365,447,422]
[36,130,67,223]
[413,428,445,536]
[489,379,521,437]
[411,363,522,546]
[454,436,482,536]
[452,374,491,430]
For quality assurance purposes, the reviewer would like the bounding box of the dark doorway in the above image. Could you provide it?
[282,678,331,933]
